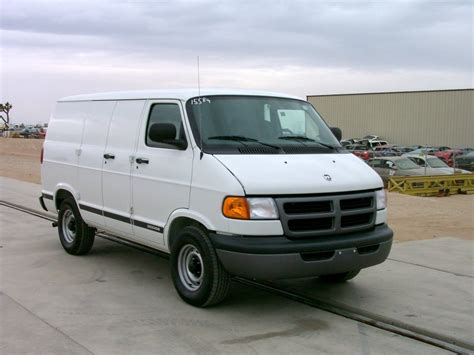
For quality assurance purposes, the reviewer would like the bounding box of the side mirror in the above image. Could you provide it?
[149,123,176,143]
[148,123,187,150]
[330,127,342,141]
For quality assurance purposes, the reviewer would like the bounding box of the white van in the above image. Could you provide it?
[40,89,393,307]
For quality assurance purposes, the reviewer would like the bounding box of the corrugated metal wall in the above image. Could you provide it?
[307,89,473,147]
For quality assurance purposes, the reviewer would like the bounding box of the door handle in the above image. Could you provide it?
[136,157,149,164]
[103,153,115,159]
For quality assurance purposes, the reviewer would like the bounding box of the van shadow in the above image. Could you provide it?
[87,236,333,312]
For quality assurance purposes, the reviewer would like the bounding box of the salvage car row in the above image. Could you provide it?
[342,136,474,173]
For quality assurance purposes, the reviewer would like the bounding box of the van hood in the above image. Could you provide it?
[214,153,383,195]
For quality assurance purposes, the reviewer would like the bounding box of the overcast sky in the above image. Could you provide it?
[1,0,472,124]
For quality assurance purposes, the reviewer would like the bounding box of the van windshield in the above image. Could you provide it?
[185,95,342,154]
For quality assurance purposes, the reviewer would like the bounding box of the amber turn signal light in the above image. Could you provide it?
[222,196,250,220]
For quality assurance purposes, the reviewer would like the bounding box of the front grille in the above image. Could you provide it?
[275,191,376,238]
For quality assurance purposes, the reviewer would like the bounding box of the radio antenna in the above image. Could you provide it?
[197,56,201,97]
[197,56,204,160]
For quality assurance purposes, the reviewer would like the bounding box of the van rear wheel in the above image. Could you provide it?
[58,198,95,255]
[319,270,360,283]
[170,226,230,307]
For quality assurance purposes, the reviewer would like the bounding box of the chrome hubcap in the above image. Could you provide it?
[178,244,204,291]
[62,209,77,243]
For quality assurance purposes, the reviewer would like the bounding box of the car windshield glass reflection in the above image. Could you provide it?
[396,158,420,170]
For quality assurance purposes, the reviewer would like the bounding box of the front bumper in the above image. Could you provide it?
[209,224,393,280]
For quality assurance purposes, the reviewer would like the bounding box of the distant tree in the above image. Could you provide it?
[0,102,13,130]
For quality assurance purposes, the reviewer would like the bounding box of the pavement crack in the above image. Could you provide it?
[357,322,371,355]
[0,291,95,354]
[221,319,327,344]
[387,258,472,278]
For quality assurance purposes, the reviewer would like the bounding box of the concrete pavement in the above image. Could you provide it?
[1,176,472,354]
[0,206,449,354]
[273,237,474,349]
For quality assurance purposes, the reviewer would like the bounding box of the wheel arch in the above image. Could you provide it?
[165,210,216,249]
[54,184,78,211]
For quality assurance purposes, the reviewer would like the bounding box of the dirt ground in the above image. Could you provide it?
[1,138,472,242]
[0,137,42,184]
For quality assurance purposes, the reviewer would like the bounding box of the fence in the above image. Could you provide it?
[387,174,474,196]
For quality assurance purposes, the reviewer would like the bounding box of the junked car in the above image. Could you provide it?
[367,157,452,185]
[434,149,463,167]
[372,145,401,157]
[405,154,471,174]
[346,144,374,161]
[454,151,474,172]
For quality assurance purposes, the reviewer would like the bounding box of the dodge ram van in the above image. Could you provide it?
[40,89,393,307]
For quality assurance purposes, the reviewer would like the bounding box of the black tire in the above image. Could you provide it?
[58,197,95,255]
[170,226,230,307]
[319,270,360,283]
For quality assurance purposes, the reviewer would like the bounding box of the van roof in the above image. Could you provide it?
[58,89,303,102]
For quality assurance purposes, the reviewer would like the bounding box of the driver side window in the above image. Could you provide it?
[146,103,187,150]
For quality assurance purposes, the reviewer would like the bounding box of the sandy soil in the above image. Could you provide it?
[1,138,472,242]
[0,137,42,184]
[387,192,472,242]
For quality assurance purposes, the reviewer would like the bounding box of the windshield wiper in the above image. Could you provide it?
[278,135,315,142]
[209,135,258,142]
[208,135,283,151]
[278,135,336,150]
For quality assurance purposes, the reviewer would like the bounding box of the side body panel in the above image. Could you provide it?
[131,100,193,248]
[77,101,116,227]
[102,100,146,237]
[41,102,87,210]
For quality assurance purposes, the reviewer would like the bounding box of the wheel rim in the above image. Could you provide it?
[177,244,204,291]
[62,208,77,243]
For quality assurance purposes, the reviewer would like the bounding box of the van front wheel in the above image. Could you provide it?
[58,198,95,255]
[170,226,230,307]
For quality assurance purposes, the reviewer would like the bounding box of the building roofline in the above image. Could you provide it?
[306,88,473,99]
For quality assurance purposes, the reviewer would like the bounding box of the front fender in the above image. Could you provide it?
[164,209,217,248]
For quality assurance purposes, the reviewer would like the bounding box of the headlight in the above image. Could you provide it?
[375,189,387,210]
[222,196,279,220]
[247,198,279,219]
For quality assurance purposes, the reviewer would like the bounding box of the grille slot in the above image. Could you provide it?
[238,146,279,154]
[284,201,331,214]
[279,145,325,154]
[288,217,333,232]
[340,197,372,210]
[301,250,335,262]
[275,191,376,238]
[341,213,372,227]
[357,244,380,255]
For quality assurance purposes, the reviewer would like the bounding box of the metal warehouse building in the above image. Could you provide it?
[307,89,473,147]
